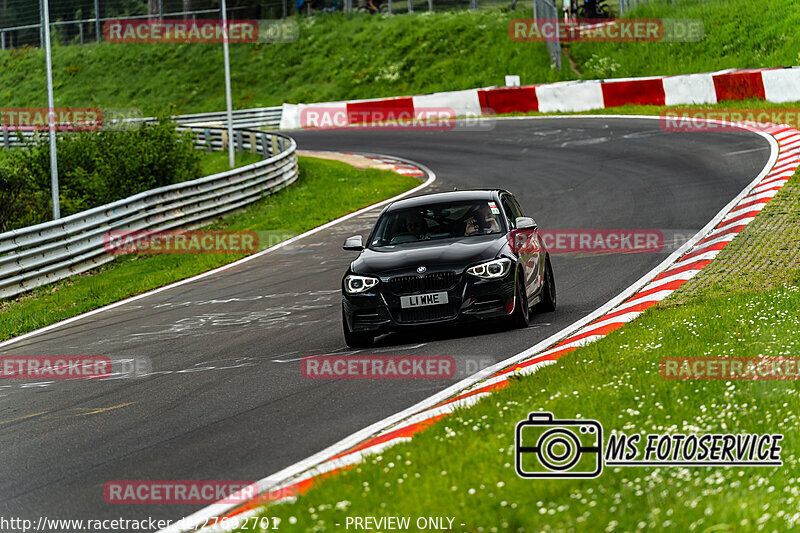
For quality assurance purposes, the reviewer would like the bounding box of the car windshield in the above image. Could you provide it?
[370,200,506,248]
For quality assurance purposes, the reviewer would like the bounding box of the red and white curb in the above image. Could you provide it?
[280,67,800,128]
[341,152,427,177]
[168,119,799,533]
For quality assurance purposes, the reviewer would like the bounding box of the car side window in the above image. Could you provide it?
[511,196,525,217]
[501,196,520,228]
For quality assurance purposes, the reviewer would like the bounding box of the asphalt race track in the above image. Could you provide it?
[0,117,772,527]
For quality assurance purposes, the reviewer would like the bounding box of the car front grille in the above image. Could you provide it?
[396,305,458,324]
[388,272,459,295]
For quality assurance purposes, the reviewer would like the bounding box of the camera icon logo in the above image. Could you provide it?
[515,412,603,479]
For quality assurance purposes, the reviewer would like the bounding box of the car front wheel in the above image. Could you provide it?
[535,255,557,313]
[511,271,530,328]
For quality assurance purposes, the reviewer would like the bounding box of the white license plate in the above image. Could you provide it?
[400,292,449,308]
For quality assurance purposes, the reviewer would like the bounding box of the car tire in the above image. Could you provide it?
[511,271,530,328]
[343,309,374,348]
[535,255,557,313]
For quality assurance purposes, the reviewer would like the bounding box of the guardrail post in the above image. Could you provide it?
[1,31,5,50]
[249,132,257,154]
[204,128,213,153]
[470,0,477,10]
[388,0,393,14]
[428,0,432,11]
[95,0,101,42]
[3,129,9,149]
[260,133,269,158]
[79,23,85,44]
[271,135,279,156]
[221,129,228,152]
[235,130,243,153]
[408,0,413,13]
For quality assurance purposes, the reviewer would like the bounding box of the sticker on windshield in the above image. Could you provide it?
[488,202,501,215]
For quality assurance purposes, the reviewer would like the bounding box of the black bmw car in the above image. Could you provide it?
[341,189,556,347]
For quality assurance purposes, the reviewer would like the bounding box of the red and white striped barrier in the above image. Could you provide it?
[280,67,800,128]
[473,67,800,114]
[186,118,799,532]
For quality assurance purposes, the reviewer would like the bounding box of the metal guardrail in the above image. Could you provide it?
[167,107,283,130]
[0,127,298,299]
[0,107,284,149]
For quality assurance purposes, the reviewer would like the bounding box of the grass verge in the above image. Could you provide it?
[235,163,800,529]
[0,156,420,342]
[198,150,265,176]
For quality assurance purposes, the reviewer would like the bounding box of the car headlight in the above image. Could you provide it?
[344,274,380,294]
[467,258,512,279]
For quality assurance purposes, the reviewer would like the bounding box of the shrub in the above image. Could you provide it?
[0,118,201,232]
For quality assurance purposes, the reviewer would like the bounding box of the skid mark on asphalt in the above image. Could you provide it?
[725,146,771,156]
[146,290,339,310]
[621,129,667,140]
[560,136,610,148]
[42,402,135,419]
[0,411,49,426]
[1,403,134,425]
[1,358,260,395]
[125,309,307,338]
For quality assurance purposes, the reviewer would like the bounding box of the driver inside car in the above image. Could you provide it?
[464,204,501,235]
[404,213,429,240]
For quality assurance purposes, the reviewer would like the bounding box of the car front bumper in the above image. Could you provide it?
[342,269,517,335]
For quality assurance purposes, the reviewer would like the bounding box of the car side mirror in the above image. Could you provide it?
[343,235,364,251]
[515,216,537,229]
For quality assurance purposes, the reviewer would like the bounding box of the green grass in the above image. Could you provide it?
[234,170,800,531]
[198,150,265,176]
[2,0,797,116]
[0,156,419,341]
[0,11,558,115]
[245,283,800,532]
[570,0,800,78]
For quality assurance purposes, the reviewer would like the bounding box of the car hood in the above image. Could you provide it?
[351,235,507,276]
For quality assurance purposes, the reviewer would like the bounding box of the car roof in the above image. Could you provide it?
[385,189,508,211]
